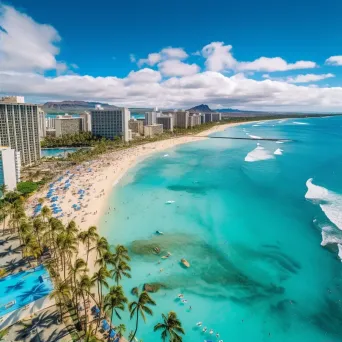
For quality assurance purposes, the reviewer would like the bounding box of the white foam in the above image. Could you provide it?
[305,178,342,230]
[163,154,169,157]
[276,141,284,144]
[293,121,309,125]
[248,135,262,139]
[252,124,260,127]
[245,146,275,162]
[321,227,342,246]
[338,245,342,261]
[274,148,283,155]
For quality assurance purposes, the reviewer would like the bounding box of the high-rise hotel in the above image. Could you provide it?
[90,107,131,142]
[0,97,41,165]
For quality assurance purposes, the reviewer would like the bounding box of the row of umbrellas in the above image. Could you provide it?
[91,306,118,341]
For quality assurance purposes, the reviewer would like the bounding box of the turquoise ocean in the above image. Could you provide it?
[100,116,342,342]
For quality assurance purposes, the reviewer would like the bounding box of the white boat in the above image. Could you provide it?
[196,321,202,326]
[165,200,175,204]
[209,329,214,334]
[155,230,164,235]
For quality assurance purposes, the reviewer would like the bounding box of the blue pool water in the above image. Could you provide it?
[41,147,82,158]
[0,265,53,316]
[101,116,342,342]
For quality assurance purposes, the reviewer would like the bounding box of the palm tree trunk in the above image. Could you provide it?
[130,310,139,342]
[86,238,90,264]
[82,293,88,333]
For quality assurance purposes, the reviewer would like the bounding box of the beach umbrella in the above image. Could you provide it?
[101,320,110,331]
[109,329,116,338]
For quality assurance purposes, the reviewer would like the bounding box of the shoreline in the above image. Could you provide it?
[27,121,253,272]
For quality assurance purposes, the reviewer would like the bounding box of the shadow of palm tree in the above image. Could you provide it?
[3,258,27,274]
[15,310,59,341]
[0,245,21,258]
[6,279,25,293]
[0,235,18,246]
[17,283,50,303]
[44,326,70,342]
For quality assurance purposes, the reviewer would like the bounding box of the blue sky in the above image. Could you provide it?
[1,0,342,111]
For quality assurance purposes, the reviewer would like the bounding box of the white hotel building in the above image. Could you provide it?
[0,99,41,166]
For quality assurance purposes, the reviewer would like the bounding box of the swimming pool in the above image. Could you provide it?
[41,147,81,158]
[0,265,53,317]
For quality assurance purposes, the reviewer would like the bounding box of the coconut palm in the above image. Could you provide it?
[95,250,115,268]
[112,260,131,285]
[91,266,110,309]
[78,273,92,331]
[113,244,130,264]
[94,236,109,260]
[49,282,71,320]
[104,285,127,325]
[84,330,102,342]
[41,206,52,223]
[57,231,78,279]
[128,291,156,342]
[22,236,42,266]
[0,183,8,198]
[78,226,99,264]
[154,311,185,342]
[32,217,46,249]
[65,220,78,236]
[116,324,126,338]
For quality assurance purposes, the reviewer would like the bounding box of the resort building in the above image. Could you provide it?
[129,119,144,135]
[189,113,202,127]
[157,115,174,132]
[144,111,158,126]
[0,147,20,191]
[0,96,25,104]
[55,114,83,137]
[91,107,131,142]
[38,107,46,138]
[212,112,222,122]
[144,124,163,137]
[171,111,190,129]
[0,102,41,166]
[205,113,213,123]
[46,116,56,129]
[79,111,92,132]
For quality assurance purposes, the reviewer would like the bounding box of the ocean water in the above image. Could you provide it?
[100,116,342,342]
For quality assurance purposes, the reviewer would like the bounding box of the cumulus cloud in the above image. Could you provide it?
[137,47,188,67]
[158,60,200,77]
[0,4,61,72]
[237,57,317,72]
[202,42,237,72]
[325,56,342,66]
[1,5,342,112]
[286,73,335,84]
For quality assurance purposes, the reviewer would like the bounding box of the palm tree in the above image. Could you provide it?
[65,220,78,236]
[116,324,126,338]
[113,244,130,264]
[112,260,131,285]
[91,266,110,309]
[154,311,185,342]
[78,226,99,264]
[128,291,156,342]
[49,281,71,320]
[32,217,46,249]
[78,273,92,331]
[95,250,115,268]
[57,231,78,279]
[0,202,9,236]
[84,330,102,342]
[22,236,42,267]
[94,236,109,260]
[0,183,8,199]
[41,206,52,223]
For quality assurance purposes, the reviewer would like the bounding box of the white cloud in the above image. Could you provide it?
[129,54,136,63]
[201,42,316,73]
[158,60,200,77]
[286,73,335,84]
[202,42,237,72]
[137,47,187,67]
[1,5,342,112]
[325,56,342,66]
[0,5,61,72]
[161,47,188,59]
[137,52,162,67]
[124,68,162,84]
[237,57,317,72]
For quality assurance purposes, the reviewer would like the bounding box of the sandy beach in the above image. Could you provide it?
[26,122,245,267]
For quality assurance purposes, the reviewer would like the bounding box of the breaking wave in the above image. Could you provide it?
[305,178,342,230]
[245,146,275,162]
[293,121,309,125]
[274,148,283,155]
